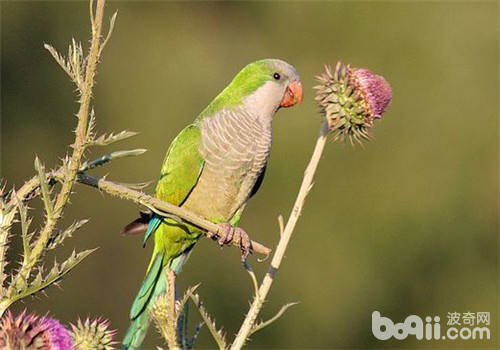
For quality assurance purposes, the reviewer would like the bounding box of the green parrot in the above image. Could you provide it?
[122,59,302,349]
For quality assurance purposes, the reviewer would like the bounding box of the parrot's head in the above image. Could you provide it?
[200,59,302,120]
[236,59,303,117]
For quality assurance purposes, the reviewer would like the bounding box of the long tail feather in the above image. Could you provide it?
[122,303,153,350]
[123,254,166,349]
[122,250,193,349]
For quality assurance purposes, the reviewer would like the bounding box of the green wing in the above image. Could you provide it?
[126,125,205,344]
[156,124,204,205]
[143,124,204,245]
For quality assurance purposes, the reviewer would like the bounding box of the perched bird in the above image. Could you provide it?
[122,59,302,349]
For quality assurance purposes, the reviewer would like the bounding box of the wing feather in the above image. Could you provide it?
[142,124,204,246]
[156,124,204,205]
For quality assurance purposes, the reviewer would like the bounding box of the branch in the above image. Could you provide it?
[18,0,105,278]
[230,121,329,349]
[2,147,143,209]
[6,143,270,257]
[0,0,109,316]
[71,173,271,256]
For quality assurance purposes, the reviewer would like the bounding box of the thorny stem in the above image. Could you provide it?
[5,160,271,257]
[150,270,181,350]
[4,176,40,208]
[73,173,271,256]
[166,269,180,350]
[0,0,107,316]
[0,206,16,289]
[230,121,329,350]
[188,293,227,350]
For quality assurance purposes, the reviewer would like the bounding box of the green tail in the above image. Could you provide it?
[122,251,191,350]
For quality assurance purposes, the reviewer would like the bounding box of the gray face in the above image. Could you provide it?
[242,59,302,121]
[266,59,301,84]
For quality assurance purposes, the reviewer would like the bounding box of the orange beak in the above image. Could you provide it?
[280,81,303,108]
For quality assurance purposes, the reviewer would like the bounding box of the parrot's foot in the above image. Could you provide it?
[211,223,252,261]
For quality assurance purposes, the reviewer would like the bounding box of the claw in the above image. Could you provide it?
[234,227,252,261]
[211,223,253,261]
[217,223,234,246]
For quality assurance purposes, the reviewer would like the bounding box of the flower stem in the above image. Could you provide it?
[230,121,329,350]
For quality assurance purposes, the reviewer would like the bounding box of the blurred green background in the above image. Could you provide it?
[1,1,498,349]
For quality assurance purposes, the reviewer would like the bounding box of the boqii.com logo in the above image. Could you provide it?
[372,311,491,341]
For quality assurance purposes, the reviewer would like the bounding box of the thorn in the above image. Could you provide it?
[277,214,284,237]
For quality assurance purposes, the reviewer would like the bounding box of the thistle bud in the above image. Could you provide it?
[0,311,73,350]
[314,61,392,144]
[70,317,117,350]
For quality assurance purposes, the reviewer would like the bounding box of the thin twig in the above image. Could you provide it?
[79,148,146,172]
[163,268,180,350]
[230,121,329,349]
[243,260,259,296]
[188,292,227,350]
[72,173,271,256]
[250,302,299,336]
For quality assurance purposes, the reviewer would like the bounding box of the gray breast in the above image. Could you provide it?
[182,108,272,221]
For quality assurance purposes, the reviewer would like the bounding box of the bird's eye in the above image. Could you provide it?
[273,72,281,80]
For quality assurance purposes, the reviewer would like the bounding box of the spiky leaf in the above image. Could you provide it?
[88,131,139,147]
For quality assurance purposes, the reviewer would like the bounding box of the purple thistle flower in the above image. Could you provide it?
[39,317,74,350]
[349,68,392,120]
[0,311,73,350]
[314,61,392,144]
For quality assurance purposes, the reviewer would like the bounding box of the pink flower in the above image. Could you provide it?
[39,317,74,350]
[0,311,73,350]
[349,68,392,120]
[315,61,392,144]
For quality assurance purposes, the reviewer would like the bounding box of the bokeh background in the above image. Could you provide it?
[1,1,498,349]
